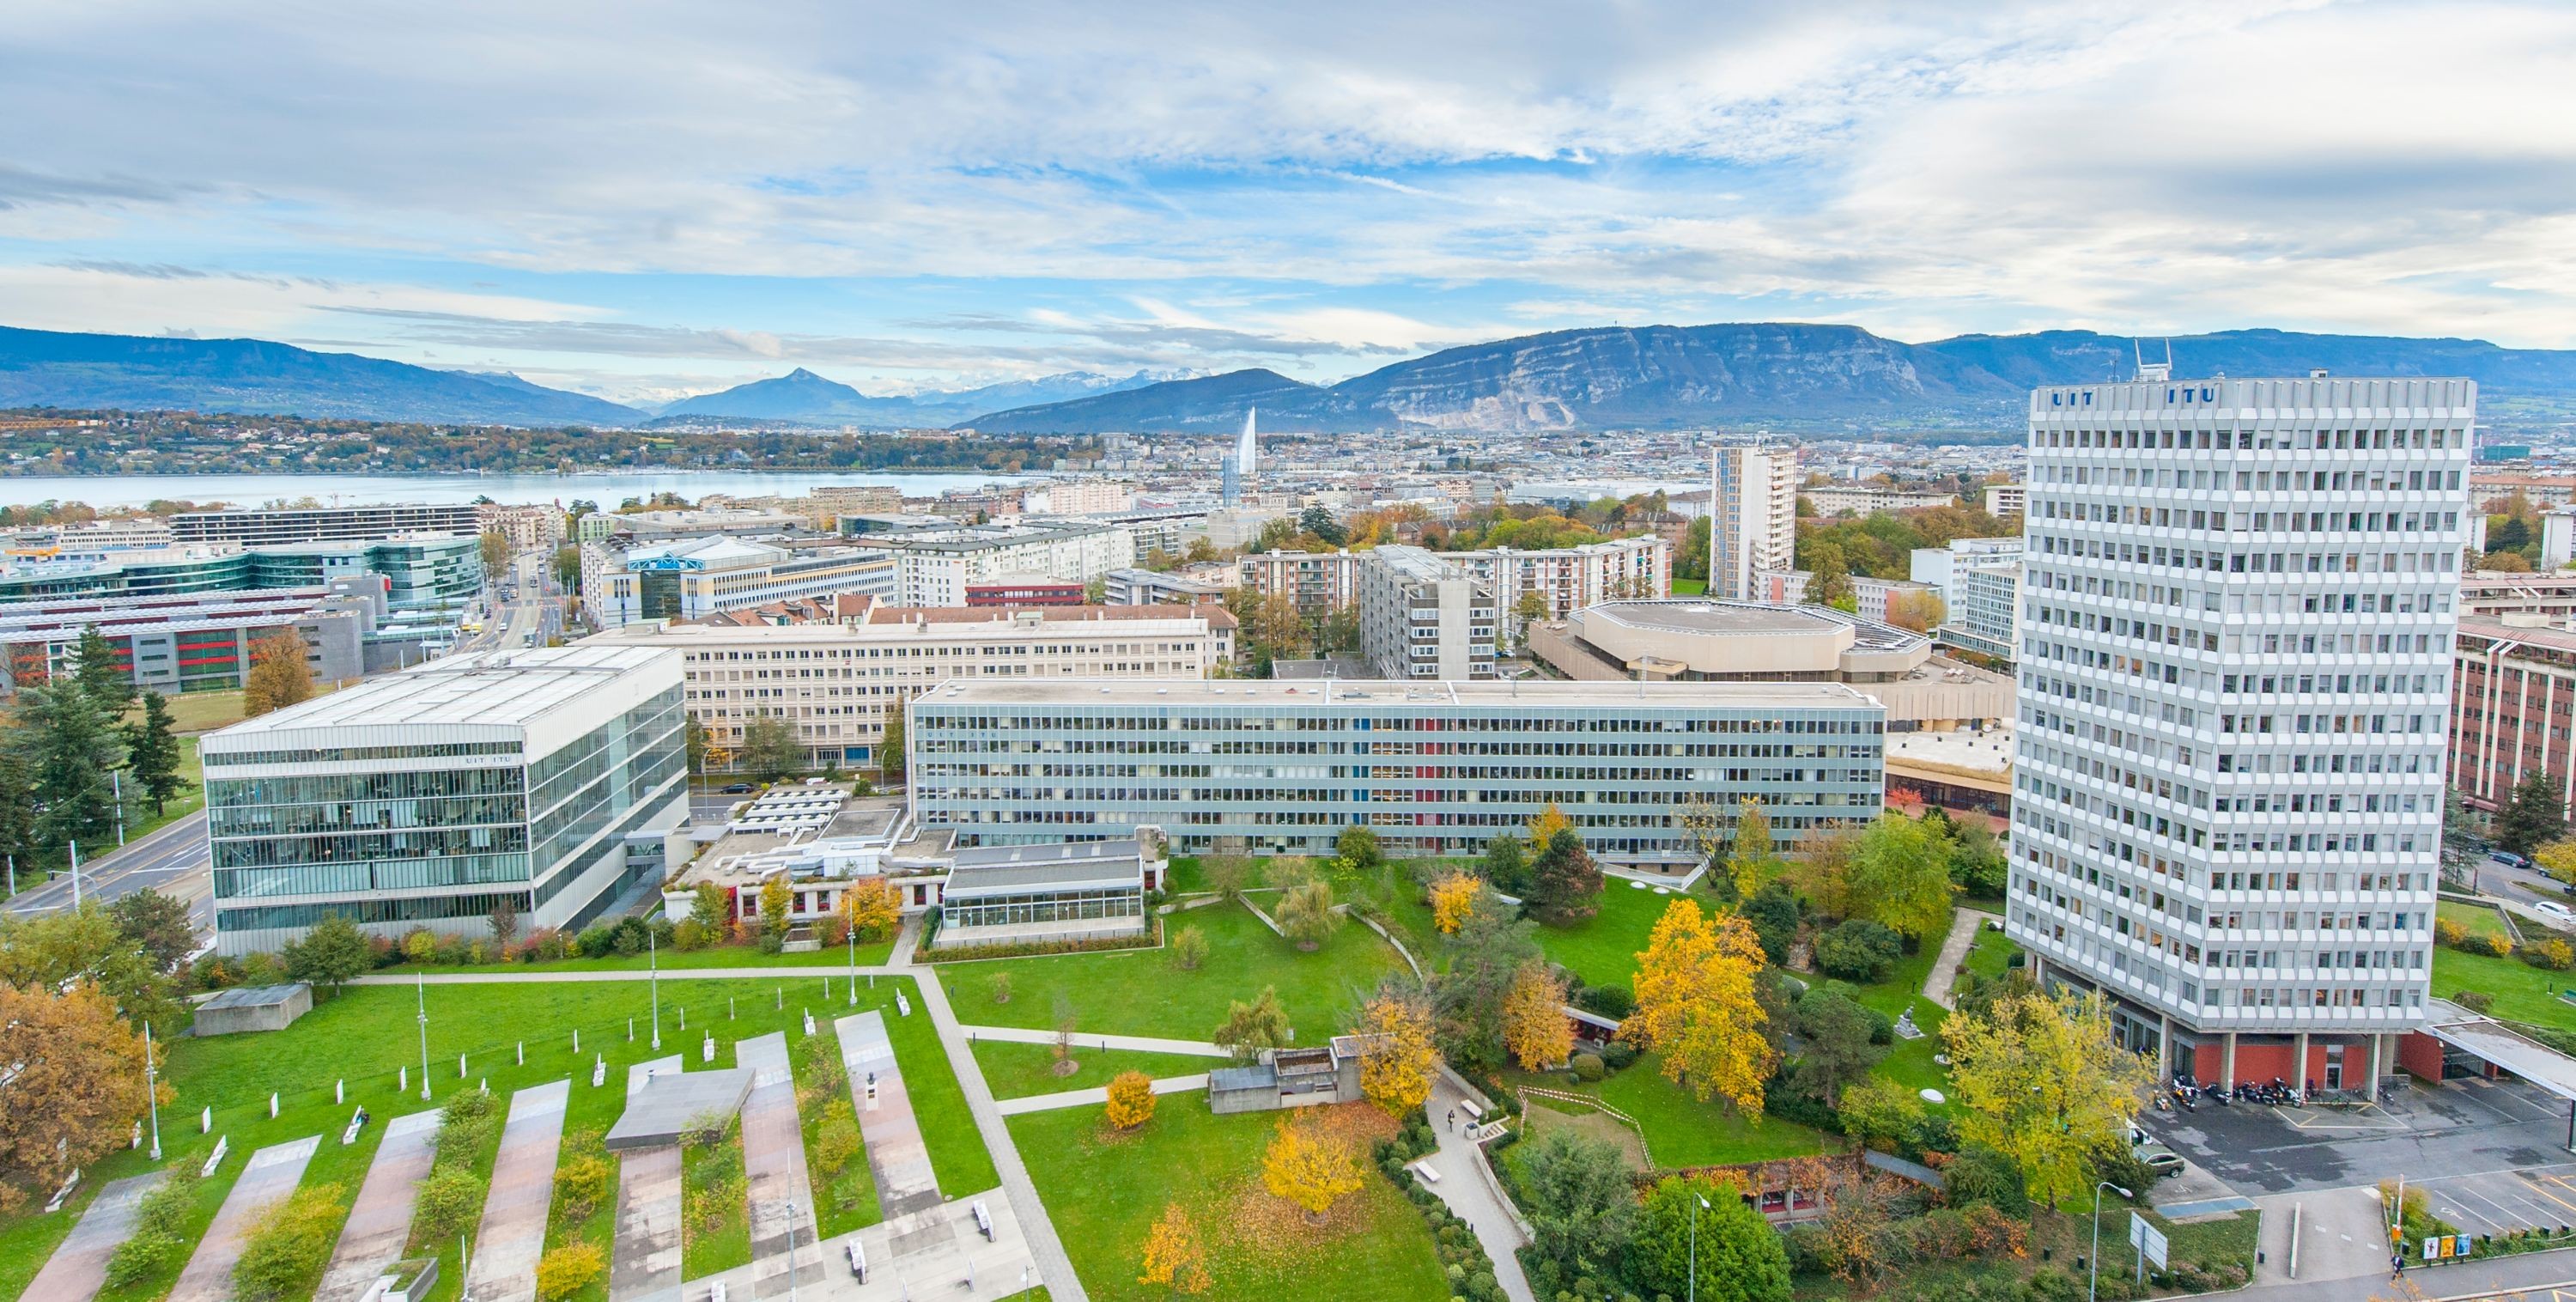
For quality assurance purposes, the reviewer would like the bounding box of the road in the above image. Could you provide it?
[453,551,563,656]
[4,809,213,926]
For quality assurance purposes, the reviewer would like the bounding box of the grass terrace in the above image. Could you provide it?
[939,901,1400,1045]
[2437,899,2514,942]
[1508,1051,1832,1171]
[1534,878,1691,989]
[2432,946,2576,1031]
[969,1041,1218,1101]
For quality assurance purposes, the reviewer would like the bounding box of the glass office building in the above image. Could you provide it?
[907,678,1885,860]
[202,646,687,955]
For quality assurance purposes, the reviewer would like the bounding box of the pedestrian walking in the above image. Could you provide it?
[1445,1109,1455,1132]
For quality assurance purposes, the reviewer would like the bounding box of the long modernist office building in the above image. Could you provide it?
[201,646,689,956]
[906,678,1886,860]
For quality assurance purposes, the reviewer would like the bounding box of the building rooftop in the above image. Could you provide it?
[1583,599,1929,654]
[586,605,1229,648]
[914,677,1880,709]
[204,645,674,739]
[945,840,1150,894]
[198,983,311,1012]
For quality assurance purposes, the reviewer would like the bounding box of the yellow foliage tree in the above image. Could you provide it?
[757,874,792,937]
[1792,824,1863,920]
[1528,802,1574,847]
[1941,989,2157,1208]
[535,1242,606,1301]
[1358,994,1439,1112]
[240,628,316,719]
[1261,1115,1364,1221]
[1622,897,1776,1112]
[2536,837,2576,891]
[1502,961,1573,1070]
[1105,1069,1157,1130]
[1136,1201,1212,1295]
[839,876,903,941]
[1428,872,1481,934]
[1724,797,1773,900]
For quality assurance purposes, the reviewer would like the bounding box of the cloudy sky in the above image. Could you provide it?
[3,0,2571,405]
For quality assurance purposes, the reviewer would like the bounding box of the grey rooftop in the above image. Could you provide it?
[197,983,311,1011]
[604,1068,756,1151]
[204,645,672,739]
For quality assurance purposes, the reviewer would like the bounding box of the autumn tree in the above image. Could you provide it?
[2537,837,2576,891]
[1170,923,1208,971]
[1357,991,1439,1112]
[1502,961,1573,1070]
[241,628,315,718]
[0,982,152,1213]
[1428,871,1482,934]
[478,529,513,576]
[1844,813,1956,940]
[1722,797,1776,899]
[1105,1070,1157,1129]
[1943,989,2156,1208]
[1882,589,1947,634]
[1214,986,1291,1062]
[1261,1115,1364,1221]
[1274,879,1340,950]
[1527,802,1574,847]
[0,903,183,1031]
[1631,1175,1792,1302]
[1527,827,1604,926]
[1623,897,1776,1112]
[1792,824,1865,920]
[839,876,902,940]
[1431,906,1544,1073]
[1137,1202,1212,1295]
[758,874,793,938]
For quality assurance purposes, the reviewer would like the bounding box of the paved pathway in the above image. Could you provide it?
[738,1032,826,1299]
[21,1171,166,1302]
[466,1078,570,1302]
[911,971,1091,1302]
[353,966,907,986]
[316,1110,443,1302]
[1921,907,1989,1010]
[838,1011,943,1217]
[170,1135,321,1302]
[993,1072,1209,1116]
[956,1023,1231,1057]
[686,1189,1042,1301]
[1421,1075,1536,1302]
[611,1056,686,1302]
[2231,1249,2576,1302]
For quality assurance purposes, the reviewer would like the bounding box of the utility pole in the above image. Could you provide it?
[70,841,80,910]
[1688,1189,1709,1302]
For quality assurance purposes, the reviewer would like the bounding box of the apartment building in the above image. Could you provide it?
[201,647,689,955]
[582,603,1233,770]
[846,522,1136,607]
[3,517,175,560]
[1910,538,2026,661]
[169,502,481,546]
[906,678,1885,859]
[1240,535,1668,622]
[1354,545,1497,681]
[1984,484,2028,517]
[1103,568,1229,607]
[1710,447,1800,601]
[2450,613,2576,824]
[2008,372,2473,1095]
[579,536,897,629]
[1022,480,1137,514]
[473,502,566,556]
[1800,486,1961,517]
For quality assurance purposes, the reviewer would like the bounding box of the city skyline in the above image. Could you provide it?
[5,1,2572,407]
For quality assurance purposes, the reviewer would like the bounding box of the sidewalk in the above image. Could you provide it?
[993,1073,1209,1116]
[2231,1247,2576,1302]
[955,1024,1231,1058]
[908,967,1092,1302]
[1421,1075,1536,1302]
[1921,908,1986,1010]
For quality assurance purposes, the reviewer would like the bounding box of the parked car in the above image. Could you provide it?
[718,782,755,794]
[2139,1149,2185,1177]
[2491,849,2531,869]
[2530,899,2574,923]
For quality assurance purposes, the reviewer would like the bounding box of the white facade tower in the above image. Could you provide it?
[1222,408,1256,505]
[1710,446,1798,601]
[2008,369,2474,1098]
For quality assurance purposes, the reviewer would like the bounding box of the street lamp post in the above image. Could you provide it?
[847,918,858,1007]
[1688,1189,1710,1302]
[650,928,661,1050]
[70,841,80,910]
[2089,1181,2134,1302]
[416,972,433,1102]
[143,1023,163,1159]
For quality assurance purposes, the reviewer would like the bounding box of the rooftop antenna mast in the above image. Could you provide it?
[2133,338,2173,383]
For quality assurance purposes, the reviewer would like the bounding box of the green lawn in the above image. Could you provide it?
[682,1123,750,1280]
[544,1119,617,1302]
[1007,1102,1449,1302]
[969,1040,1217,1101]
[793,1021,880,1238]
[1960,919,2020,983]
[1670,578,1709,596]
[2,976,973,1302]
[1509,1054,1831,1169]
[1534,880,1692,990]
[2439,899,2513,941]
[380,941,896,976]
[2432,946,2576,1031]
[938,901,1400,1045]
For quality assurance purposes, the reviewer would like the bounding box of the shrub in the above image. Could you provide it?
[575,925,616,958]
[1838,1075,1926,1150]
[1574,983,1634,1019]
[2529,937,2575,970]
[2433,918,2468,947]
[1814,918,1905,982]
[1105,1069,1157,1129]
[555,1148,613,1223]
[2459,932,2512,958]
[1599,1040,1639,1072]
[816,914,849,949]
[2453,989,2495,1014]
[1171,923,1208,971]
[233,1182,345,1300]
[401,928,438,964]
[1570,1052,1606,1082]
[433,934,470,965]
[756,932,786,954]
[610,917,650,956]
[672,918,712,951]
[106,1168,200,1286]
[535,1242,605,1300]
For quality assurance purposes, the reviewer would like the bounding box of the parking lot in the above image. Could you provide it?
[2138,1074,2576,1234]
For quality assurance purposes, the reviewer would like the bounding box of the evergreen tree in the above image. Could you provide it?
[2497,770,2566,858]
[878,701,907,782]
[124,691,188,815]
[1479,833,1531,895]
[282,913,373,994]
[0,739,34,885]
[70,625,136,715]
[21,680,126,854]
[1527,827,1604,926]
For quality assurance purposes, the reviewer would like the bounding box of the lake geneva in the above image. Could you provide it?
[0,469,1039,512]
